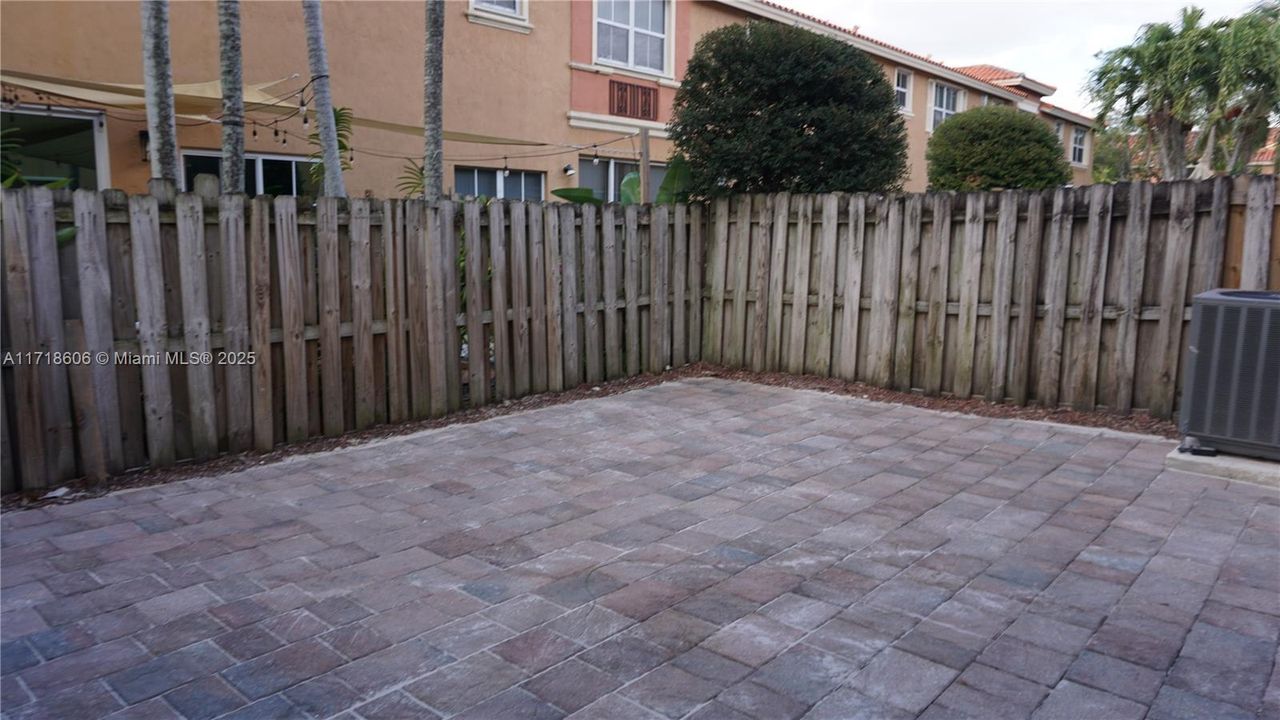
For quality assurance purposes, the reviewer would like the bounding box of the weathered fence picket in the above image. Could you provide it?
[1,177,1276,491]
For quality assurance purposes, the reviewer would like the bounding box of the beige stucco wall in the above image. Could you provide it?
[1,0,585,197]
[1,0,1091,197]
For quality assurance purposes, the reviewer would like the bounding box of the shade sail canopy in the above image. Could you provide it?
[1,69,545,146]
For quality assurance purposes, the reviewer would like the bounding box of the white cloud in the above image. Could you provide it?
[770,0,1254,114]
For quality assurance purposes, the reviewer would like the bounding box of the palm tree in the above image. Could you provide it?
[302,0,346,197]
[141,0,180,182]
[1089,8,1217,180]
[1212,2,1279,174]
[423,0,444,201]
[1090,3,1280,180]
[218,0,244,193]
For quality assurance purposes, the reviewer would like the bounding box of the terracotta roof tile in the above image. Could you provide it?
[952,64,1021,83]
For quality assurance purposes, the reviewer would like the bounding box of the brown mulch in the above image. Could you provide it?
[1,364,1177,510]
[696,366,1180,438]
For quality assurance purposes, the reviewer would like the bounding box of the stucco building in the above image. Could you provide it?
[0,0,1095,199]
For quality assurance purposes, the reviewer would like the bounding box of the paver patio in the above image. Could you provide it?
[2,377,1277,720]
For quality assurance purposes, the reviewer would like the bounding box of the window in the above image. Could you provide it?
[930,82,961,130]
[474,0,519,15]
[180,151,317,196]
[467,0,530,32]
[894,70,912,112]
[1071,127,1088,165]
[596,0,667,74]
[577,157,666,202]
[1,108,107,190]
[453,166,544,201]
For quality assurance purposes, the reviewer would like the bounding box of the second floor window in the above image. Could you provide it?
[1071,127,1088,165]
[474,0,519,14]
[894,70,911,112]
[597,0,667,74]
[931,83,961,130]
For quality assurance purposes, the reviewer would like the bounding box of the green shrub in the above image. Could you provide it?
[926,106,1071,191]
[669,22,906,197]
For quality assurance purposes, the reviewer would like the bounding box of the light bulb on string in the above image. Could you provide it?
[502,157,510,177]
[592,146,600,165]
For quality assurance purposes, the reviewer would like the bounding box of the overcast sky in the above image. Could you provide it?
[772,0,1254,114]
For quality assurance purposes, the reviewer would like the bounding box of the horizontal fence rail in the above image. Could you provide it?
[1,175,1276,491]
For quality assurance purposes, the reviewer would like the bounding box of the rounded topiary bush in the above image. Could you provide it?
[926,106,1070,191]
[670,21,907,197]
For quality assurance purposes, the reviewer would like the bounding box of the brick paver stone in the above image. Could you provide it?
[1,379,1275,719]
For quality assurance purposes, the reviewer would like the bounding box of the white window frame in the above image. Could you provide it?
[467,0,531,33]
[453,166,545,201]
[5,104,111,188]
[578,157,665,202]
[180,149,317,195]
[893,69,913,115]
[593,0,674,78]
[1070,127,1089,167]
[472,0,522,17]
[928,80,964,132]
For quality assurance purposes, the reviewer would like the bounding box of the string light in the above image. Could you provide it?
[502,157,510,177]
[5,82,642,167]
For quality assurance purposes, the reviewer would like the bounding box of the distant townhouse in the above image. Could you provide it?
[0,0,1095,198]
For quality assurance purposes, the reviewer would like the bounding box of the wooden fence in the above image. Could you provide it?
[1,175,1276,491]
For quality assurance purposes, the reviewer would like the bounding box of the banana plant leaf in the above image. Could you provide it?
[655,155,691,205]
[550,187,602,205]
[619,171,641,205]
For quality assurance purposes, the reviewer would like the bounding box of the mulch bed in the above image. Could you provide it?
[1,364,1177,510]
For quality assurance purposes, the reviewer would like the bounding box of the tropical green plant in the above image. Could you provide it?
[669,21,906,196]
[1090,126,1159,183]
[550,187,601,205]
[655,155,691,204]
[307,106,352,193]
[549,154,691,205]
[926,106,1070,191]
[618,171,641,204]
[2,128,75,193]
[397,160,425,196]
[1210,2,1280,173]
[1090,3,1280,179]
[2,127,22,185]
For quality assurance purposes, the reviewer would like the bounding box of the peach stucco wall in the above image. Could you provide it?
[1,0,1091,196]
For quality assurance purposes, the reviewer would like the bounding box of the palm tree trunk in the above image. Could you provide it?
[302,0,346,197]
[218,0,244,194]
[141,0,180,182]
[422,0,445,201]
[1154,115,1189,181]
